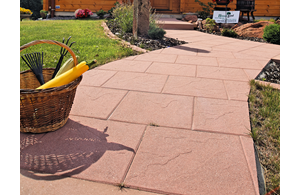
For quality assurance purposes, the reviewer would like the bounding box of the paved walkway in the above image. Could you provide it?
[20,30,280,195]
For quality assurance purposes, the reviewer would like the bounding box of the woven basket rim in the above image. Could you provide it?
[20,68,82,94]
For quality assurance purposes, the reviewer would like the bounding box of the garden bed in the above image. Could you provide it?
[256,60,280,84]
[106,19,187,51]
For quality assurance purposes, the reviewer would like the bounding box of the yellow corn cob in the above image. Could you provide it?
[55,56,78,78]
[36,61,88,89]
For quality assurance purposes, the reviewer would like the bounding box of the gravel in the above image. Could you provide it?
[256,60,280,84]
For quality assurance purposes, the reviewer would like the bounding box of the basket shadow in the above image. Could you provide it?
[20,119,135,180]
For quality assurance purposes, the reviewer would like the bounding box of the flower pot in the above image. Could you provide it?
[20,14,32,21]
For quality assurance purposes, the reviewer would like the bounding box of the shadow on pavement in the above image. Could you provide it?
[20,119,135,180]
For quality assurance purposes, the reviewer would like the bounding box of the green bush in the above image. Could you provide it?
[148,24,166,39]
[263,24,280,44]
[112,2,134,33]
[195,0,215,19]
[221,28,238,38]
[205,18,216,33]
[20,0,43,20]
[96,9,107,19]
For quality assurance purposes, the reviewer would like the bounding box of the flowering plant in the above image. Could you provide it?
[20,7,33,15]
[75,9,93,18]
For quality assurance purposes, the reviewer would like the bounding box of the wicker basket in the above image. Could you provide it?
[20,40,81,133]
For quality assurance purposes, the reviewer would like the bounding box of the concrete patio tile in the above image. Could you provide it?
[176,55,218,66]
[20,115,146,185]
[102,72,168,93]
[70,86,128,119]
[243,69,262,80]
[224,80,250,101]
[124,126,258,195]
[196,65,249,81]
[109,91,194,129]
[98,60,152,73]
[272,54,280,61]
[124,55,138,60]
[232,52,270,61]
[160,45,198,56]
[134,53,178,63]
[238,49,280,59]
[162,76,228,99]
[217,57,264,70]
[183,42,213,51]
[146,62,196,77]
[80,69,117,87]
[20,170,160,195]
[196,38,236,46]
[192,97,251,135]
[197,50,235,58]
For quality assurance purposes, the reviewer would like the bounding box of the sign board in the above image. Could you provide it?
[213,11,240,23]
[55,5,60,9]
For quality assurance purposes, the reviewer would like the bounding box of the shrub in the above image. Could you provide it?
[96,9,106,19]
[148,25,166,39]
[75,9,93,18]
[263,24,280,44]
[205,18,216,33]
[195,0,215,19]
[221,28,238,38]
[112,2,134,33]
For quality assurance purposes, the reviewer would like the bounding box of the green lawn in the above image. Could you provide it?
[248,80,280,194]
[20,20,136,71]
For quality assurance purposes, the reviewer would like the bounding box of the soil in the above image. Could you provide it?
[106,20,187,51]
[256,60,280,84]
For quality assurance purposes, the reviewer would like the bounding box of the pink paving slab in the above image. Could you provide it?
[134,53,178,63]
[70,86,128,119]
[224,80,251,101]
[192,97,251,135]
[109,91,194,129]
[102,71,168,93]
[176,55,218,66]
[20,115,146,185]
[162,75,228,99]
[124,126,258,195]
[97,60,152,73]
[217,57,264,70]
[80,69,117,87]
[146,62,196,77]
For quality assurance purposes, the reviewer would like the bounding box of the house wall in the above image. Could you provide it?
[180,0,280,17]
[43,0,280,17]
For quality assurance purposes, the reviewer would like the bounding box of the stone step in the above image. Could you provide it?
[156,18,195,30]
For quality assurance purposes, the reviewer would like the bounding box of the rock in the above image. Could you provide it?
[188,20,193,23]
[231,22,243,30]
[233,21,274,38]
[183,15,198,22]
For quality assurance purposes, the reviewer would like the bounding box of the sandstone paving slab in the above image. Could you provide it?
[160,45,198,56]
[162,76,228,99]
[237,49,280,59]
[97,60,152,73]
[243,69,262,80]
[134,53,178,63]
[109,91,194,129]
[20,170,160,195]
[80,69,117,87]
[224,80,251,101]
[196,65,249,81]
[232,52,270,61]
[20,115,146,185]
[124,126,258,195]
[70,86,128,119]
[146,62,196,77]
[197,50,235,58]
[102,72,168,93]
[192,97,251,135]
[176,55,218,66]
[217,57,264,70]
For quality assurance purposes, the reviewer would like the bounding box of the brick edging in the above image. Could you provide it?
[101,21,148,54]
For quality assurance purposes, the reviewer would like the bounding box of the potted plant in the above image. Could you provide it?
[40,10,48,19]
[20,7,33,21]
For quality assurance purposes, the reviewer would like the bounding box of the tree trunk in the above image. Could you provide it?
[133,0,150,38]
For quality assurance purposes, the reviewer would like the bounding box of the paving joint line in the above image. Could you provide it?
[107,90,130,120]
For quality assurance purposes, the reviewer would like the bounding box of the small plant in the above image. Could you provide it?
[75,9,93,19]
[148,24,166,39]
[205,18,216,33]
[20,7,33,15]
[263,24,280,45]
[195,0,215,19]
[96,9,107,19]
[221,28,238,38]
[149,123,159,127]
[40,10,48,19]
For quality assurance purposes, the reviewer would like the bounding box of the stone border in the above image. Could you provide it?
[254,80,280,90]
[101,21,148,54]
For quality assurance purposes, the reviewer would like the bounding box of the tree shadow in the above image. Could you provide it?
[171,45,211,54]
[20,119,135,180]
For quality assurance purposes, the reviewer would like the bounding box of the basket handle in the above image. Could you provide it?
[20,40,77,66]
